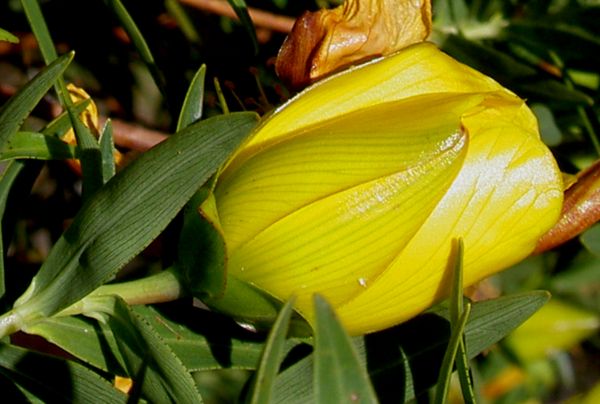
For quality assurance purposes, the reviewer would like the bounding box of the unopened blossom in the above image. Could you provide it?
[206,42,563,335]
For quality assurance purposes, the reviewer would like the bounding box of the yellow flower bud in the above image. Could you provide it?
[206,42,563,335]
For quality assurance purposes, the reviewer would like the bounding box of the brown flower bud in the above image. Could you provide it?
[275,0,432,90]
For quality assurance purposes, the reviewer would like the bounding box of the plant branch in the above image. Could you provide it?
[179,0,295,33]
[58,267,185,318]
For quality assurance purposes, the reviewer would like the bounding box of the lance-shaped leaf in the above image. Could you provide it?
[0,112,258,338]
[313,295,378,404]
[85,296,202,403]
[246,298,296,404]
[0,28,18,43]
[272,291,549,402]
[226,0,258,53]
[0,52,73,151]
[0,132,77,161]
[0,343,126,403]
[105,0,166,95]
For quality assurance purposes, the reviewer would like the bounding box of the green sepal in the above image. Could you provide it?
[175,186,228,300]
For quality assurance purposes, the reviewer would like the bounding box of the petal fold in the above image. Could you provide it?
[337,96,563,335]
[223,95,478,319]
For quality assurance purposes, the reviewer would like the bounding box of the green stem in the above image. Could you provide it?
[0,267,184,338]
[0,311,25,339]
[59,266,184,317]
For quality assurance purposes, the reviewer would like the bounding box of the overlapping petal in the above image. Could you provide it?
[211,42,564,335]
[337,96,563,334]
[224,42,504,175]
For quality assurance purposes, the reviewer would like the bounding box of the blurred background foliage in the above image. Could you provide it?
[1,0,600,402]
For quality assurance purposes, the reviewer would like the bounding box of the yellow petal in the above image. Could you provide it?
[336,95,563,335]
[63,84,100,144]
[227,42,505,175]
[217,93,482,252]
[222,94,478,321]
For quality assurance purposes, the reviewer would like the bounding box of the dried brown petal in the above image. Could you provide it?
[535,159,600,253]
[276,0,432,90]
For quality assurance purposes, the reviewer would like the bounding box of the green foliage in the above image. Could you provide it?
[0,0,598,402]
[313,295,378,404]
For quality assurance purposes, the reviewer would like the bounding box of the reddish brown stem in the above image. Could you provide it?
[179,0,295,33]
[535,160,600,253]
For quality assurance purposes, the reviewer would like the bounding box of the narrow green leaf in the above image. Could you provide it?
[20,0,71,105]
[0,46,72,294]
[0,97,83,303]
[99,120,116,183]
[20,0,57,62]
[214,77,230,114]
[0,342,127,403]
[85,296,202,403]
[434,303,471,404]
[273,291,550,403]
[0,112,258,338]
[226,0,258,53]
[247,298,296,404]
[508,21,600,60]
[28,302,278,375]
[177,64,206,131]
[164,0,201,43]
[66,105,103,199]
[26,316,126,374]
[449,238,465,326]
[0,106,70,298]
[174,65,217,300]
[135,304,269,371]
[43,99,91,138]
[0,132,76,161]
[460,291,550,357]
[442,35,593,105]
[0,52,73,151]
[0,28,19,43]
[313,295,378,404]
[272,354,313,404]
[104,0,166,96]
[448,239,476,404]
[0,162,26,298]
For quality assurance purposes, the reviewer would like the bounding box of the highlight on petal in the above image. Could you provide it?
[336,94,563,335]
[276,0,432,89]
[221,95,471,318]
[216,93,482,252]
